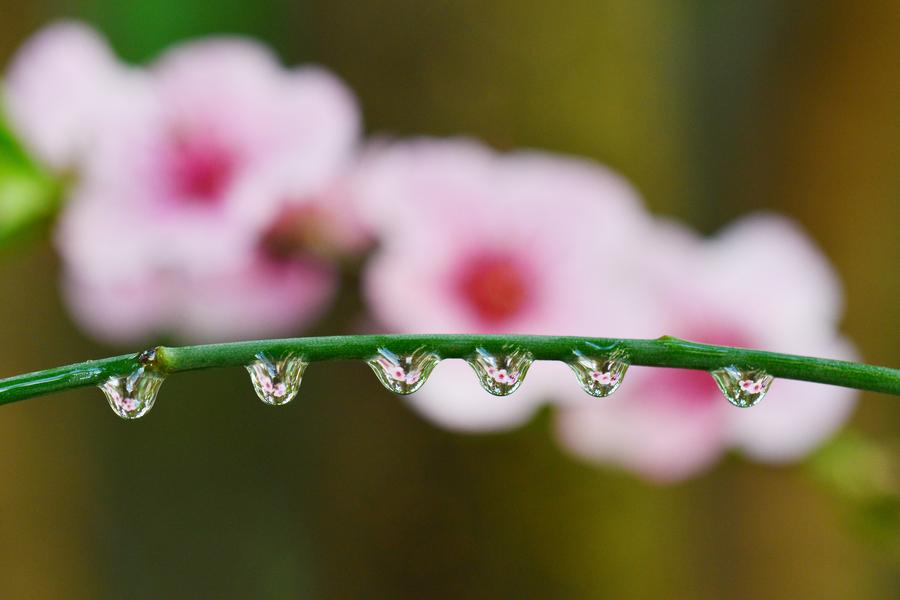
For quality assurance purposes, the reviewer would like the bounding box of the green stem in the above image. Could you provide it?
[1,334,898,406]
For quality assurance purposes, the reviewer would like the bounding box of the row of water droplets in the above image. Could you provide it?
[98,345,774,419]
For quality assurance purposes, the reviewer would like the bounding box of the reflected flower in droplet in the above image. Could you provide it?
[246,353,307,406]
[712,366,773,408]
[99,365,165,420]
[487,367,518,385]
[367,347,439,395]
[739,379,765,394]
[567,348,629,398]
[467,347,533,396]
[592,372,617,385]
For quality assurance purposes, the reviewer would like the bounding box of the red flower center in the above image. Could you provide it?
[455,252,531,325]
[166,131,238,205]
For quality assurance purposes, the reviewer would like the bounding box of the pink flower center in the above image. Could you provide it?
[455,252,531,325]
[489,368,517,384]
[164,129,238,205]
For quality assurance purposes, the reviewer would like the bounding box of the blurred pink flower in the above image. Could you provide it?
[355,138,662,430]
[5,22,363,342]
[556,215,858,482]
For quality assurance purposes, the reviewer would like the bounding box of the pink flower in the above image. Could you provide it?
[739,379,765,394]
[556,215,858,482]
[375,356,423,384]
[5,23,363,343]
[106,387,137,412]
[261,378,287,398]
[590,371,618,385]
[354,138,659,430]
[491,369,517,384]
[107,389,123,407]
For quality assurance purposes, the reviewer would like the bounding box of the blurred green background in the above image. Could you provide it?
[1,1,898,597]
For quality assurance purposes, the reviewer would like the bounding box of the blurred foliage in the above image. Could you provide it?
[810,432,900,561]
[0,104,58,247]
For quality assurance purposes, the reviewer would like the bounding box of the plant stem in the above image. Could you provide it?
[1,334,898,406]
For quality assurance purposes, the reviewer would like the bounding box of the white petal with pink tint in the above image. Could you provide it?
[61,252,337,345]
[228,67,362,237]
[62,276,171,345]
[3,21,128,170]
[56,181,256,286]
[704,214,845,334]
[351,138,497,236]
[280,67,361,169]
[172,257,337,343]
[150,38,284,139]
[556,374,729,483]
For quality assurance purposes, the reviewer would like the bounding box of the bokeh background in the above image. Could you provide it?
[0,1,898,597]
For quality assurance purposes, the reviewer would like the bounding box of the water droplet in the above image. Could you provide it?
[710,365,773,408]
[466,346,533,396]
[567,349,629,397]
[246,353,308,406]
[99,366,165,420]
[367,347,440,395]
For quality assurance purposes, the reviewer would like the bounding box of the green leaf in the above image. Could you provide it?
[0,101,60,246]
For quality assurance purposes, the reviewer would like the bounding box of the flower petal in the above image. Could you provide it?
[556,372,729,483]
[3,21,125,170]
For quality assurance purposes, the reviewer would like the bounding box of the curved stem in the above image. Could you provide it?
[1,334,898,406]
